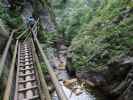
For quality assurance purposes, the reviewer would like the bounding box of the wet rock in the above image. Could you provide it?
[66,55,76,77]
[81,79,95,87]
[63,79,84,96]
[76,71,107,87]
[63,78,77,88]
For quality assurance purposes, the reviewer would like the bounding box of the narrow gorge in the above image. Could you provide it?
[0,0,133,100]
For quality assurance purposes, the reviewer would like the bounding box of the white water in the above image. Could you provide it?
[52,79,96,100]
[61,82,95,100]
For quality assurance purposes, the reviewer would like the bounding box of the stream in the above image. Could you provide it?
[47,47,108,100]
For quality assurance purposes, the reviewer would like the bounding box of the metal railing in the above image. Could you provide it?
[3,40,18,100]
[0,30,17,78]
[32,29,68,100]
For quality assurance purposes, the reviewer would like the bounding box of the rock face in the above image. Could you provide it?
[101,57,133,100]
[75,57,133,100]
[106,57,133,99]
[76,71,107,87]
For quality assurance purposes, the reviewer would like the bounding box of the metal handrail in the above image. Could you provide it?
[32,32,68,100]
[3,40,18,100]
[0,30,15,78]
[31,39,51,100]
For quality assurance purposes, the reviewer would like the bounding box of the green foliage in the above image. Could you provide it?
[52,0,94,45]
[71,0,133,71]
[52,0,133,71]
[0,2,22,29]
[39,30,58,45]
[41,63,49,75]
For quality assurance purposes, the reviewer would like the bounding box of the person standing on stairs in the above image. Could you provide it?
[26,16,35,28]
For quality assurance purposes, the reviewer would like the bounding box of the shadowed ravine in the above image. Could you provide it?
[0,0,133,100]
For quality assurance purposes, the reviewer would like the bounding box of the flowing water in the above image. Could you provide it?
[47,47,108,100]
[51,69,108,100]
